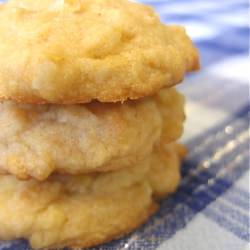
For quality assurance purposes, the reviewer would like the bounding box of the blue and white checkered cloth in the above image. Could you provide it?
[0,0,249,250]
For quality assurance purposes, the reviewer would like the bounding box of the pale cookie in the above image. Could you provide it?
[0,143,182,249]
[0,88,184,180]
[0,0,199,104]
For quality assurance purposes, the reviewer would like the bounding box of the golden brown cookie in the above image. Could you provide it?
[0,143,182,249]
[0,88,185,180]
[0,0,199,104]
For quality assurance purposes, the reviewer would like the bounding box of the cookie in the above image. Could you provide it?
[0,88,184,180]
[0,143,182,249]
[0,0,199,104]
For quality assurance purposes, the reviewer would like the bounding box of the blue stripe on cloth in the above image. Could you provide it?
[207,200,249,232]
[203,178,249,211]
[159,14,205,23]
[174,190,250,241]
[199,2,249,15]
[199,30,249,53]
[0,240,29,250]
[140,0,249,19]
[224,187,250,208]
[196,41,248,67]
[180,172,250,213]
[204,207,249,241]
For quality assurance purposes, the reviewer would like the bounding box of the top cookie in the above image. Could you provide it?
[0,0,199,104]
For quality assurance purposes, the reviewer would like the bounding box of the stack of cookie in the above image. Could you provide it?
[0,0,199,249]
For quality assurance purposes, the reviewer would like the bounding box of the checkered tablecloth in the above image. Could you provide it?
[0,1,249,250]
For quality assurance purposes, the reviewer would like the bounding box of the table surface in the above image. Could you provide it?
[0,0,249,250]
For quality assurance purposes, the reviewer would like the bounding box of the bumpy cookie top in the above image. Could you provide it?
[0,0,199,103]
[0,88,184,180]
[0,143,181,249]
